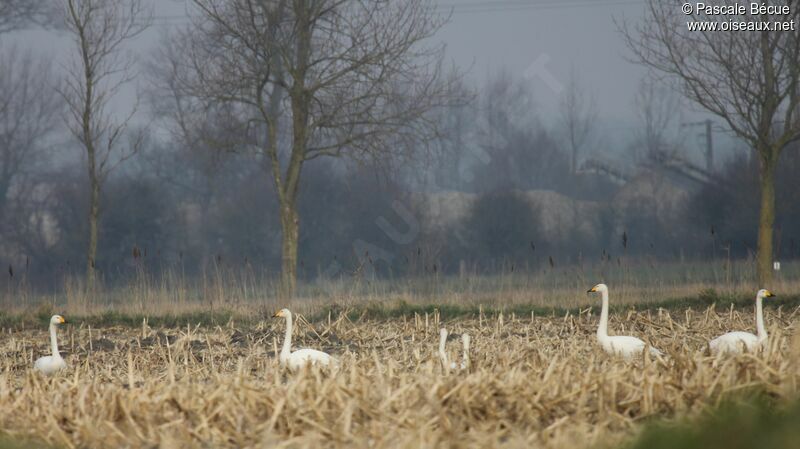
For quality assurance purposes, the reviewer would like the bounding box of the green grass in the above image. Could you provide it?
[1,289,798,330]
[0,437,57,449]
[624,397,800,449]
[313,289,800,322]
[0,308,245,329]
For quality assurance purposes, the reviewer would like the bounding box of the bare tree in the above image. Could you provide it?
[0,47,59,212]
[621,0,800,285]
[157,0,459,296]
[633,76,681,161]
[474,70,567,191]
[59,0,151,290]
[0,46,61,250]
[0,0,59,33]
[559,68,595,175]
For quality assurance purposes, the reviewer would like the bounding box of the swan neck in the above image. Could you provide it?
[597,290,609,339]
[281,313,293,360]
[438,332,448,365]
[49,323,60,357]
[756,295,767,340]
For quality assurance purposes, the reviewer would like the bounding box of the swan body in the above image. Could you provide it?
[589,284,663,359]
[439,328,470,372]
[599,335,662,359]
[34,315,67,375]
[709,289,774,355]
[273,309,334,371]
[459,333,470,370]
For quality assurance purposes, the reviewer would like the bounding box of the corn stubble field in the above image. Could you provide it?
[1,298,799,449]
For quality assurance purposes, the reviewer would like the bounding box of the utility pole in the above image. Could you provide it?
[681,119,714,172]
[704,119,713,172]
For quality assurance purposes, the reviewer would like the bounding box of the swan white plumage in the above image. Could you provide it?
[438,328,470,372]
[459,333,470,370]
[438,328,451,373]
[34,314,67,375]
[709,289,775,355]
[273,308,335,371]
[589,284,663,359]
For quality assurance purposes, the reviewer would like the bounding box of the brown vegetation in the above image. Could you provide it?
[0,300,798,448]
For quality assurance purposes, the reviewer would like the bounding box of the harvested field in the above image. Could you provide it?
[1,303,798,449]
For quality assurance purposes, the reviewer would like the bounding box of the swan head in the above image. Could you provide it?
[50,315,67,325]
[272,308,291,318]
[587,283,608,294]
[757,289,775,299]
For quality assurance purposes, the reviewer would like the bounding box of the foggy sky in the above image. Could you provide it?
[0,0,740,164]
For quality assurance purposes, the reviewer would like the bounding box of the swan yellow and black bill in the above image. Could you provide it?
[272,310,285,318]
[59,316,67,324]
[764,290,776,297]
[587,286,597,293]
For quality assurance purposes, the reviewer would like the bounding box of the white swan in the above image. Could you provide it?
[273,309,335,371]
[34,315,67,375]
[438,328,451,373]
[589,284,663,359]
[709,289,775,355]
[438,328,470,371]
[459,333,470,370]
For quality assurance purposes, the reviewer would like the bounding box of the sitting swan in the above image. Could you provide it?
[438,328,470,372]
[588,284,663,359]
[459,333,470,370]
[709,289,775,355]
[34,315,67,375]
[273,309,335,371]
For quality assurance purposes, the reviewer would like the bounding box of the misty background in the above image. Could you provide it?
[1,0,798,291]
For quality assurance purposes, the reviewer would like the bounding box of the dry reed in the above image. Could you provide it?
[0,303,798,449]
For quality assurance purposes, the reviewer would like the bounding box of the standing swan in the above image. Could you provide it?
[588,284,663,359]
[273,309,335,371]
[709,289,775,355]
[34,315,67,374]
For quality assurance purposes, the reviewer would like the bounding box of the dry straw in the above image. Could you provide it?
[0,305,798,449]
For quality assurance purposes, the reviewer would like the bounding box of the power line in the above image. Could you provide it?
[435,0,643,14]
[145,0,645,26]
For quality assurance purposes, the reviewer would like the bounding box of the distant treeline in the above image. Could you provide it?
[1,69,799,289]
[3,140,798,288]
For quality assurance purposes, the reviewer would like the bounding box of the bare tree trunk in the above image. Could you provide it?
[570,138,577,175]
[84,51,99,292]
[87,159,100,291]
[279,201,298,297]
[277,0,311,298]
[757,148,777,286]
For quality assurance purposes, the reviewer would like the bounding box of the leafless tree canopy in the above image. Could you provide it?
[0,46,59,202]
[59,0,151,179]
[621,0,800,152]
[161,0,459,168]
[0,0,60,33]
[0,46,61,257]
[634,77,681,159]
[559,69,595,174]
